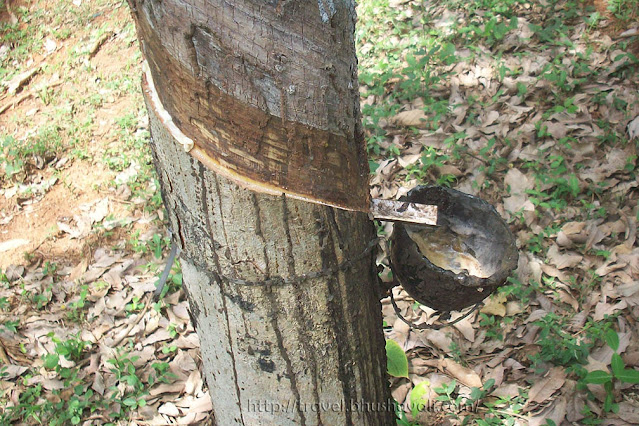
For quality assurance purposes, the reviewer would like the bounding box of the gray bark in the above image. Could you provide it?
[130,0,395,424]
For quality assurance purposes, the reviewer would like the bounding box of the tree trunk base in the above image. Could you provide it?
[144,85,394,425]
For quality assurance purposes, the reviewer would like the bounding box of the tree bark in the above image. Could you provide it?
[128,0,394,424]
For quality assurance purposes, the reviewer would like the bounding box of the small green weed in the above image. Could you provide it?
[0,269,9,286]
[125,296,144,314]
[606,0,639,22]
[45,332,92,363]
[7,333,99,425]
[161,344,178,355]
[3,319,19,333]
[149,361,177,385]
[530,313,612,369]
[42,261,58,278]
[128,231,171,258]
[406,147,450,181]
[106,351,148,418]
[167,322,179,339]
[479,313,504,341]
[432,379,486,414]
[499,276,537,305]
[31,289,51,310]
[462,15,519,47]
[0,16,42,73]
[472,387,528,424]
[581,329,639,413]
[395,399,419,426]
[0,135,25,180]
[66,285,89,322]
[154,262,183,305]
[0,126,63,181]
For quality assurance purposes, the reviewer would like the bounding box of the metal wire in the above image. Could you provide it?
[389,284,482,330]
[184,236,382,288]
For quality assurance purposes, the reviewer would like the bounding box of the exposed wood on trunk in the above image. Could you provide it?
[144,66,439,223]
[127,0,369,211]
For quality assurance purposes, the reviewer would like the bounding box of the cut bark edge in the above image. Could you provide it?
[142,62,436,225]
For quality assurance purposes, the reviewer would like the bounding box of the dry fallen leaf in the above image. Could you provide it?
[1,364,28,380]
[503,168,535,214]
[529,395,567,426]
[0,239,30,253]
[617,400,639,423]
[420,329,453,354]
[480,293,507,317]
[176,393,213,414]
[391,109,428,128]
[92,372,105,396]
[528,367,566,404]
[150,382,186,397]
[391,316,411,348]
[452,314,475,342]
[562,221,587,235]
[142,328,172,346]
[4,67,39,94]
[628,115,639,140]
[441,358,482,388]
[593,300,627,322]
[391,382,411,406]
[546,244,583,270]
[158,401,180,416]
[490,382,520,399]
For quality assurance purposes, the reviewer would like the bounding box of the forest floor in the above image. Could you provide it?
[0,0,638,424]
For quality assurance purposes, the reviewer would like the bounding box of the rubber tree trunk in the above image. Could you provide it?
[127,0,394,424]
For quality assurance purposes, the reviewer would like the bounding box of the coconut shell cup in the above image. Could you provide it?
[390,185,519,312]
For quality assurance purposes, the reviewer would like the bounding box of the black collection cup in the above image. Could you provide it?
[390,185,519,312]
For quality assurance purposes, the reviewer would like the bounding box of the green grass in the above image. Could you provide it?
[0,125,63,181]
[606,0,639,21]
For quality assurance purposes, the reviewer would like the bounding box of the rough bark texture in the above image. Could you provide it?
[147,102,393,424]
[128,0,370,210]
[129,0,394,424]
